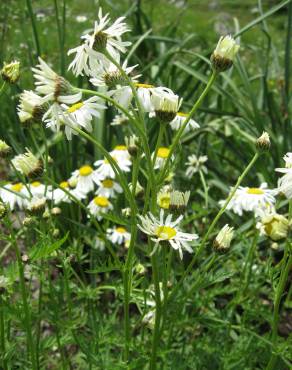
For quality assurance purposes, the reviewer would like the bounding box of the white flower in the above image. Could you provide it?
[94,237,105,251]
[17,90,46,124]
[153,147,173,170]
[138,210,198,259]
[0,183,29,210]
[135,83,155,112]
[32,58,81,104]
[110,145,131,162]
[170,112,200,132]
[185,154,208,177]
[213,224,234,252]
[107,226,131,245]
[87,196,113,220]
[60,97,105,139]
[258,213,289,241]
[29,181,52,198]
[110,114,129,126]
[94,152,131,179]
[96,178,123,198]
[51,181,86,204]
[68,8,131,76]
[11,150,43,178]
[223,183,277,217]
[70,165,100,194]
[275,153,292,199]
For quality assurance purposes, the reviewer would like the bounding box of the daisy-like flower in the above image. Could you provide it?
[135,83,155,112]
[138,210,198,259]
[87,195,113,220]
[17,90,47,125]
[110,145,131,162]
[68,8,131,76]
[0,183,29,210]
[169,112,200,133]
[0,140,11,158]
[110,114,130,126]
[276,152,292,199]
[60,97,105,140]
[96,178,123,198]
[29,181,52,198]
[258,213,289,241]
[70,165,100,194]
[185,154,208,177]
[94,151,132,179]
[150,87,181,122]
[153,147,173,170]
[223,183,277,217]
[107,226,131,246]
[32,57,81,104]
[11,150,43,178]
[52,181,86,204]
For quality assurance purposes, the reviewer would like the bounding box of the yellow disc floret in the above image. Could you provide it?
[60,181,69,188]
[247,188,264,195]
[156,225,177,240]
[102,179,114,188]
[134,83,154,89]
[94,196,109,208]
[31,181,41,187]
[11,183,23,192]
[79,165,93,177]
[157,147,170,159]
[114,145,127,151]
[67,102,84,113]
[116,227,126,234]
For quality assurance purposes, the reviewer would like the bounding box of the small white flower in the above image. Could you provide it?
[70,165,100,194]
[29,181,52,198]
[138,209,198,259]
[87,196,113,220]
[94,152,132,179]
[153,147,173,170]
[110,145,131,162]
[223,183,277,217]
[96,178,123,198]
[76,15,87,23]
[170,112,200,132]
[110,114,130,126]
[107,226,131,245]
[275,153,292,199]
[0,183,29,210]
[185,154,208,177]
[68,8,131,76]
[52,181,86,204]
[32,57,81,103]
[150,87,181,122]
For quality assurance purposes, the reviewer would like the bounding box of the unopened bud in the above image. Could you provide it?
[213,224,234,253]
[0,140,12,158]
[256,132,270,152]
[1,60,20,84]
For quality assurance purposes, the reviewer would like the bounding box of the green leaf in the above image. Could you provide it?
[29,232,69,261]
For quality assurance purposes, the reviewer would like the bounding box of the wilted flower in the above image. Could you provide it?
[213,224,234,252]
[211,35,239,72]
[11,150,43,178]
[169,190,190,213]
[26,197,46,215]
[17,90,47,125]
[1,60,20,83]
[256,132,270,152]
[185,154,208,177]
[150,87,181,123]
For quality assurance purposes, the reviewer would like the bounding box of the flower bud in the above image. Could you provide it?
[213,224,234,252]
[135,263,146,274]
[1,60,20,84]
[0,140,12,158]
[51,207,62,216]
[125,135,140,157]
[129,181,144,199]
[26,197,46,215]
[11,150,43,178]
[211,35,239,72]
[261,213,289,241]
[0,202,7,219]
[256,132,270,152]
[169,190,190,213]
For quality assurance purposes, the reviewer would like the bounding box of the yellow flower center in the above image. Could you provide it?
[11,183,23,192]
[114,145,127,151]
[67,102,84,113]
[102,179,114,188]
[156,226,177,240]
[247,188,264,195]
[60,181,69,188]
[177,112,188,117]
[158,195,170,209]
[79,165,93,177]
[31,181,41,187]
[94,196,109,208]
[134,83,154,89]
[157,147,170,159]
[116,227,126,234]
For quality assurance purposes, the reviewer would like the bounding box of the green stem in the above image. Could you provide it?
[199,170,208,208]
[0,295,7,370]
[10,225,37,369]
[158,71,218,183]
[0,81,6,96]
[25,0,41,56]
[168,151,260,303]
